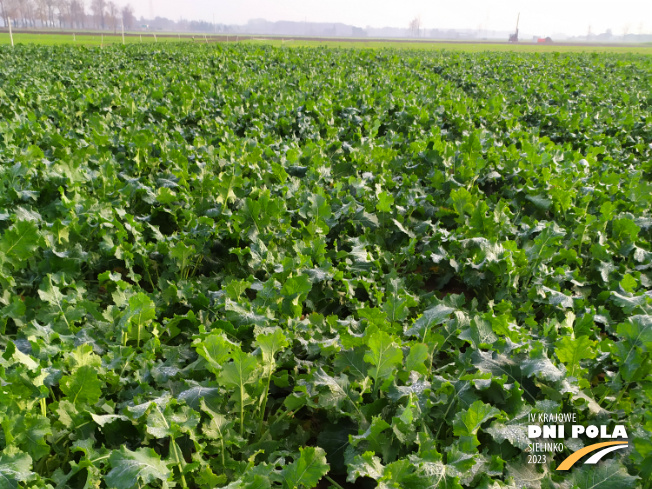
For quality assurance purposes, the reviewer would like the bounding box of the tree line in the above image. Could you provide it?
[0,0,136,32]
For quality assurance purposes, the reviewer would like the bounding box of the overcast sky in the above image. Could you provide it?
[127,1,651,36]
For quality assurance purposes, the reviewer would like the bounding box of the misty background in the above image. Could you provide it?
[1,0,651,42]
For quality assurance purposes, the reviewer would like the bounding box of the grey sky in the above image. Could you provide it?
[128,1,652,36]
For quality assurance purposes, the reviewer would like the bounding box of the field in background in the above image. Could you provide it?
[251,38,652,54]
[0,32,201,46]
[1,31,652,53]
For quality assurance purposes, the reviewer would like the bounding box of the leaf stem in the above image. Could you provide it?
[433,369,466,441]
[240,382,245,438]
[325,475,346,489]
[155,405,189,488]
[607,385,628,410]
[258,368,273,437]
[171,436,188,489]
[189,255,204,279]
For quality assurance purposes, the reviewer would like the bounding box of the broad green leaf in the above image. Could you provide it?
[215,171,243,205]
[225,279,252,300]
[219,349,259,389]
[555,336,596,376]
[620,274,637,293]
[383,277,416,323]
[12,415,51,461]
[106,447,170,489]
[177,385,221,410]
[347,451,385,482]
[405,343,429,375]
[459,316,498,348]
[126,292,156,327]
[90,413,129,427]
[379,459,423,488]
[0,220,40,269]
[525,194,552,210]
[410,458,464,489]
[196,333,232,373]
[281,274,312,298]
[612,217,640,242]
[453,400,500,436]
[311,368,364,421]
[334,348,368,380]
[471,350,526,394]
[350,416,391,454]
[406,304,456,338]
[376,191,394,213]
[60,365,102,406]
[196,465,226,489]
[446,444,477,482]
[617,315,652,350]
[146,404,173,439]
[565,458,638,489]
[614,315,652,381]
[255,328,289,366]
[282,446,329,489]
[485,422,530,449]
[611,291,652,312]
[68,344,101,369]
[351,208,379,229]
[38,276,68,308]
[202,405,230,441]
[521,352,564,382]
[392,396,418,444]
[364,330,403,390]
[0,447,32,489]
[306,193,332,223]
[170,241,195,269]
[535,286,574,309]
[505,461,545,489]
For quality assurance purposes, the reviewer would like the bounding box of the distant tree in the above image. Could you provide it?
[3,0,17,26]
[5,0,18,26]
[106,0,118,32]
[56,0,71,28]
[44,0,56,26]
[11,0,35,27]
[70,0,84,28]
[622,23,630,37]
[91,0,106,29]
[121,3,135,30]
[409,16,421,37]
[0,0,7,27]
[31,0,41,27]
